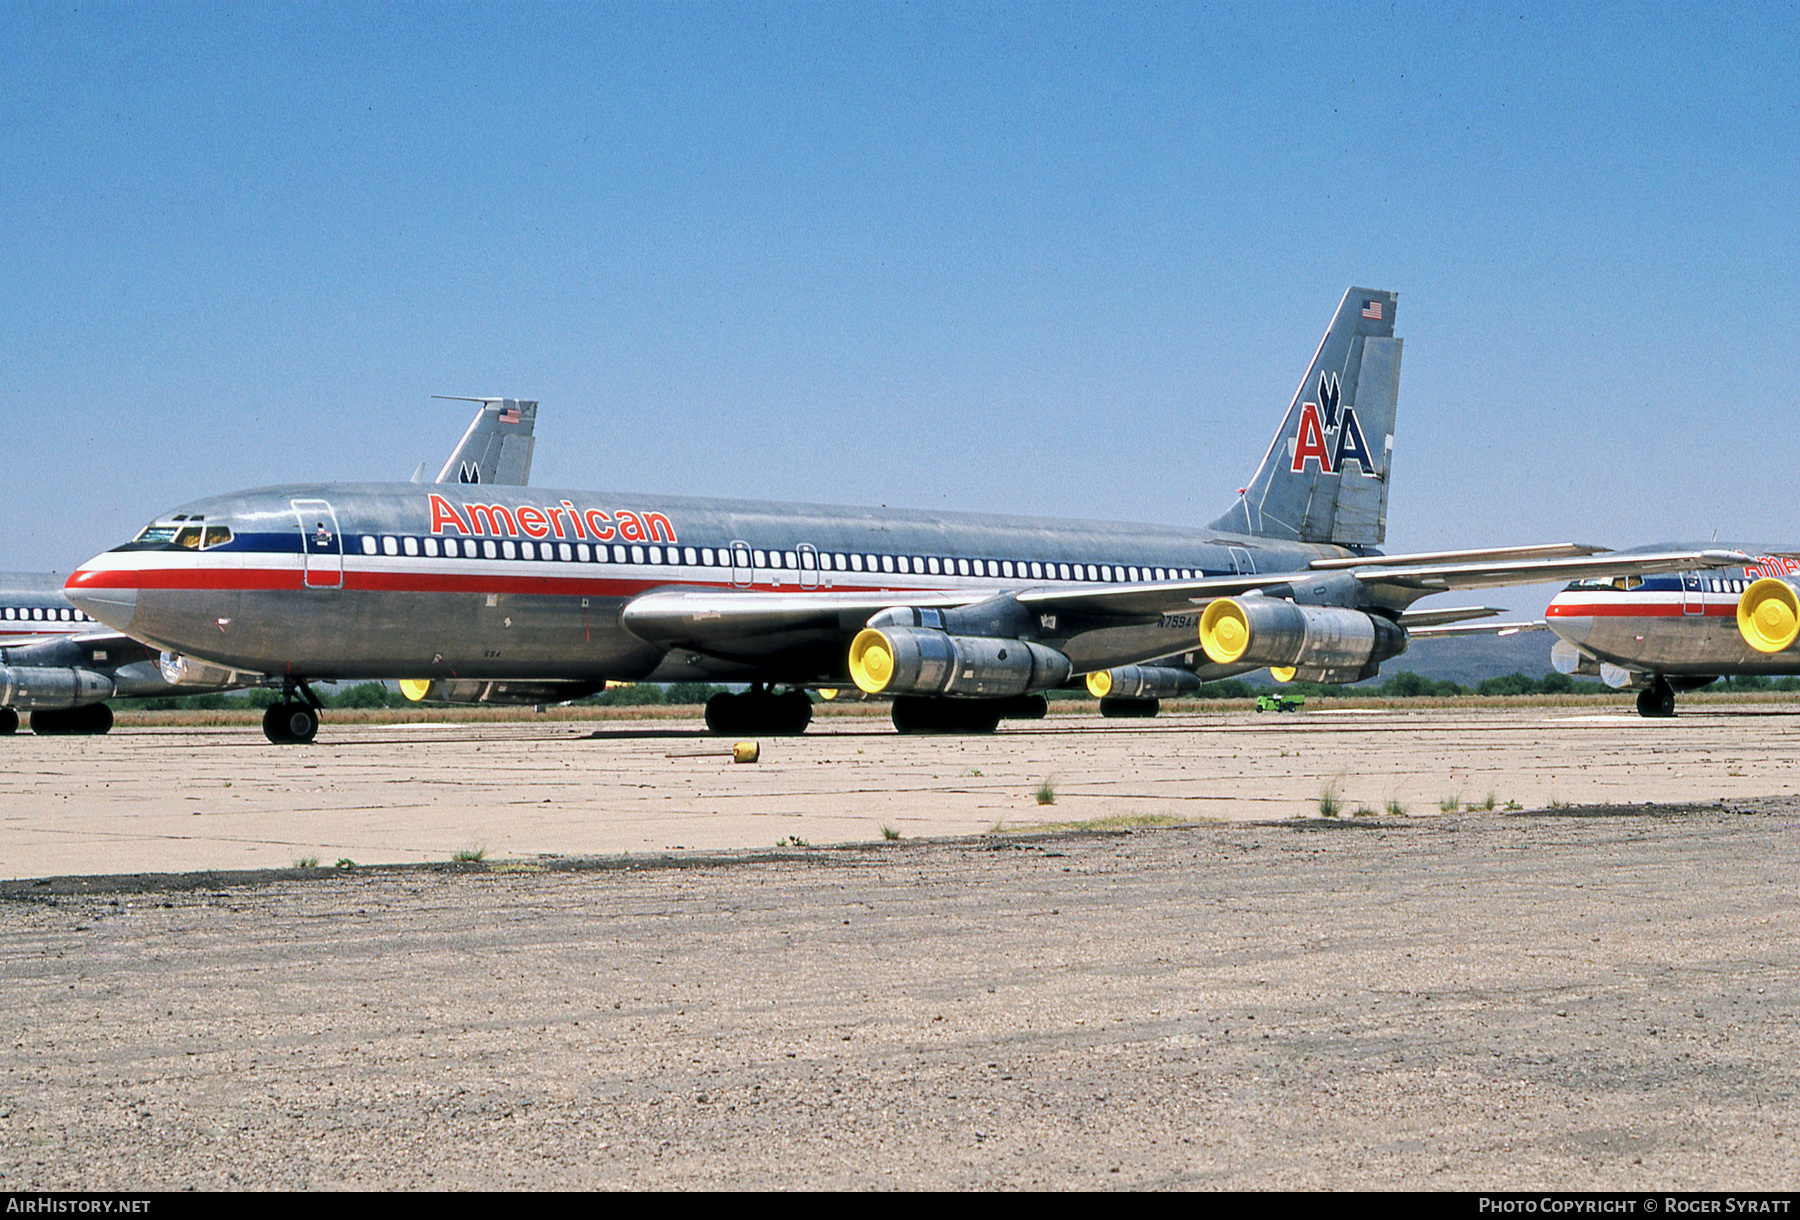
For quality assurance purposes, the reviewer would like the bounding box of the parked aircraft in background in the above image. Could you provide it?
[1548,549,1800,717]
[0,397,540,735]
[427,396,538,486]
[66,288,1746,743]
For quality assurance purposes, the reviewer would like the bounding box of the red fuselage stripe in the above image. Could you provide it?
[66,566,934,598]
[1546,602,1737,619]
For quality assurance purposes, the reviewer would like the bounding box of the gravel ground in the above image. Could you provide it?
[3,803,1797,1190]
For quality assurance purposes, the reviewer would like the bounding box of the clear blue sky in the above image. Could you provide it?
[5,2,1796,619]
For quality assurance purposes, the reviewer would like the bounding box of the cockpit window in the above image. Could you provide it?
[117,519,222,553]
[1567,575,1645,591]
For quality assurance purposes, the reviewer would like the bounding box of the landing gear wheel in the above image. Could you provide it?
[704,691,741,735]
[28,704,114,735]
[704,688,813,736]
[1099,696,1160,718]
[0,708,18,735]
[262,701,320,744]
[1636,678,1676,719]
[774,689,813,735]
[891,696,1001,735]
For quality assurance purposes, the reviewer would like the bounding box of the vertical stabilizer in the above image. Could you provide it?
[433,398,538,486]
[1208,289,1401,547]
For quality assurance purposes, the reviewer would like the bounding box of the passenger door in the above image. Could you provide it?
[293,499,344,589]
[1681,571,1705,616]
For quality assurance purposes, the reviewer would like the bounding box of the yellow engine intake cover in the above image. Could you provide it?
[1270,666,1297,683]
[1739,577,1800,654]
[848,628,897,694]
[1199,599,1251,664]
[1085,670,1114,698]
[399,679,432,702]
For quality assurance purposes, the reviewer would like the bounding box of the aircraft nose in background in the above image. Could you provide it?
[64,566,138,633]
[1543,594,1594,645]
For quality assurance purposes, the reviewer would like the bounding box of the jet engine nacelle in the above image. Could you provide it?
[1738,577,1800,654]
[0,665,115,710]
[158,651,262,689]
[848,627,1073,698]
[399,679,606,705]
[1550,638,1603,677]
[1198,597,1407,674]
[1085,664,1202,700]
[864,595,1035,641]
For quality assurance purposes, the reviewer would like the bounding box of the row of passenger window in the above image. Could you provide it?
[354,535,1204,584]
[2,606,92,623]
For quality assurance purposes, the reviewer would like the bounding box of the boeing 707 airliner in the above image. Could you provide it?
[66,289,1744,743]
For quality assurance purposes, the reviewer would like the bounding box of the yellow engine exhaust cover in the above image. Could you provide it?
[848,628,897,694]
[1199,599,1251,664]
[1739,577,1800,654]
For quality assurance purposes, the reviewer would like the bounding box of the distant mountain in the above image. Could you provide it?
[1380,629,1560,688]
[1240,628,1559,690]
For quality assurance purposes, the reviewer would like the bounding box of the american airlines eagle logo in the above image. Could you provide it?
[1288,371,1377,476]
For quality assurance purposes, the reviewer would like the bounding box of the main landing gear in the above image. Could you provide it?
[1635,677,1676,719]
[28,704,114,735]
[704,686,814,736]
[889,694,1047,734]
[0,708,17,735]
[263,682,323,744]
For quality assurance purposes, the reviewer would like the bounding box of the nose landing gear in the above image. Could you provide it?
[1635,677,1676,718]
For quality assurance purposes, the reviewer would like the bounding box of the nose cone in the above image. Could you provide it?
[1544,593,1591,645]
[64,562,139,633]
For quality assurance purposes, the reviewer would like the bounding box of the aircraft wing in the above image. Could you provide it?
[1405,619,1547,639]
[1394,605,1506,629]
[621,546,1746,671]
[621,589,984,658]
[1009,546,1753,615]
[1350,549,1752,593]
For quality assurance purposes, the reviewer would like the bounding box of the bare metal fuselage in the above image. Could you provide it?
[69,483,1356,686]
[1547,552,1800,677]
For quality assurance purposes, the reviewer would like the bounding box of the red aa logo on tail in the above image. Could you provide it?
[1289,372,1376,476]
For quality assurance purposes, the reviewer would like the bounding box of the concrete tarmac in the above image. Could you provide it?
[3,706,1799,1189]
[5,704,1800,878]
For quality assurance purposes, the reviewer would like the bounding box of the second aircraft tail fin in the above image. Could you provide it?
[433,397,538,487]
[1208,288,1401,548]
